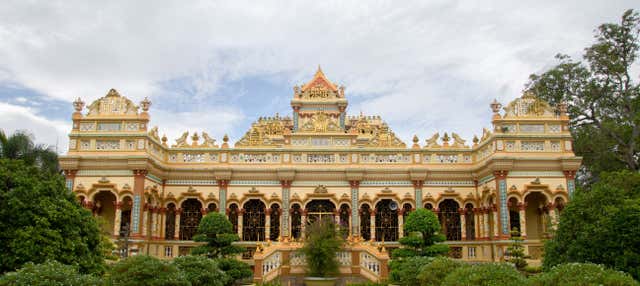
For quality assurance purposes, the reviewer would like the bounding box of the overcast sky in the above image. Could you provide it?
[1,1,638,153]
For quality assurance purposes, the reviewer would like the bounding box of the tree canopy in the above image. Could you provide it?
[526,9,640,179]
[191,212,245,258]
[392,208,448,258]
[0,130,59,175]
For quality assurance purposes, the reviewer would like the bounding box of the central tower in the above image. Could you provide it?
[291,66,347,132]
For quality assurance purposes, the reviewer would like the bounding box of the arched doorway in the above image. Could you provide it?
[339,204,350,238]
[291,204,302,239]
[508,197,521,235]
[119,196,132,237]
[525,192,548,239]
[242,200,266,241]
[438,199,461,241]
[179,198,203,240]
[269,204,280,241]
[360,204,371,241]
[402,203,413,237]
[375,199,399,241]
[228,203,239,234]
[165,203,176,240]
[207,203,217,213]
[93,191,116,235]
[306,200,336,224]
[464,203,475,240]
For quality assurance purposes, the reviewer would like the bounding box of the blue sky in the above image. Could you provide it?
[1,1,638,152]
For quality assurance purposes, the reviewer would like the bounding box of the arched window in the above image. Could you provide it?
[179,199,203,240]
[243,200,266,241]
[306,200,336,224]
[508,198,521,235]
[339,204,350,238]
[464,203,475,240]
[375,199,399,241]
[425,203,434,210]
[270,204,280,241]
[228,204,239,234]
[207,203,217,213]
[360,204,371,241]
[291,204,302,239]
[165,203,176,240]
[402,203,412,236]
[438,199,461,241]
[120,197,133,237]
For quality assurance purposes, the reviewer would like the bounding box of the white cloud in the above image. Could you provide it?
[0,0,638,146]
[0,102,70,153]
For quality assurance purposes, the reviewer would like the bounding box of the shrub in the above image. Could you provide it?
[172,255,229,286]
[389,256,433,286]
[0,260,102,286]
[417,257,468,286]
[530,263,639,286]
[108,255,189,286]
[214,258,253,286]
[441,263,527,286]
[393,209,448,258]
[299,219,343,277]
[192,213,244,258]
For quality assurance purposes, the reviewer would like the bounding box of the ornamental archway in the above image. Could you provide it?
[179,198,202,240]
[305,200,336,224]
[375,199,399,241]
[93,190,116,235]
[438,199,461,241]
[242,199,266,241]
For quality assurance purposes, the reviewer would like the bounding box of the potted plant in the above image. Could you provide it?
[300,218,343,286]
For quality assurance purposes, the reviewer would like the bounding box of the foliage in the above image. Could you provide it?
[0,260,102,286]
[214,258,253,286]
[192,212,245,258]
[506,229,528,270]
[389,256,433,286]
[523,265,542,274]
[299,219,343,277]
[0,130,59,175]
[441,263,528,286]
[393,208,448,258]
[108,255,189,286]
[172,255,228,286]
[530,263,639,286]
[525,9,640,179]
[0,159,105,274]
[416,257,468,286]
[95,217,118,261]
[543,170,640,279]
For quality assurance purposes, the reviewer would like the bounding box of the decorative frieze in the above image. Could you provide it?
[79,122,95,131]
[519,124,544,133]
[96,140,120,150]
[97,122,121,131]
[521,141,544,151]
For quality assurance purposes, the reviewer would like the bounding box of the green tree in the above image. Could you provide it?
[389,256,433,286]
[108,255,189,286]
[392,208,448,258]
[191,212,245,258]
[530,263,639,286]
[440,263,528,286]
[172,256,229,286]
[0,130,59,175]
[506,228,528,270]
[0,159,105,274]
[416,257,468,286]
[543,170,640,279]
[525,10,640,179]
[0,260,102,286]
[214,258,253,286]
[299,219,343,277]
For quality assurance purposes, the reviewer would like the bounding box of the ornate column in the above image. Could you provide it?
[63,170,77,191]
[142,203,149,237]
[174,208,181,240]
[349,180,360,237]
[412,180,424,209]
[474,208,483,240]
[280,180,292,238]
[518,202,527,238]
[265,208,271,241]
[493,170,510,239]
[492,205,499,238]
[563,170,577,199]
[398,209,404,239]
[159,207,166,239]
[301,209,307,237]
[459,208,466,240]
[218,180,229,214]
[237,209,244,239]
[482,208,490,240]
[113,201,123,236]
[131,170,147,236]
[370,209,376,241]
[547,203,558,229]
[333,210,340,226]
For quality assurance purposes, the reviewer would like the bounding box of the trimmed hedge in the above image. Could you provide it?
[441,263,527,286]
[530,263,638,286]
[417,257,468,286]
[0,260,101,286]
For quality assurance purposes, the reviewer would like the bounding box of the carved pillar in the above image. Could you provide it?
[237,209,244,238]
[398,209,404,239]
[63,170,77,191]
[349,180,360,237]
[280,180,292,238]
[218,180,229,214]
[492,205,499,238]
[563,170,577,199]
[159,207,166,239]
[301,209,307,237]
[412,180,424,209]
[131,170,147,236]
[547,203,558,229]
[474,208,482,240]
[370,209,376,241]
[113,201,123,236]
[518,203,527,238]
[459,208,466,240]
[334,210,340,226]
[493,170,510,239]
[142,204,149,237]
[174,209,181,240]
[265,208,271,241]
[482,208,490,240]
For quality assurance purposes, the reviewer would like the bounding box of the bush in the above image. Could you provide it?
[530,263,639,286]
[393,209,448,258]
[192,213,244,258]
[0,260,101,286]
[389,256,433,286]
[300,220,343,277]
[172,255,229,286]
[108,255,189,286]
[523,265,542,274]
[441,263,527,286]
[417,257,468,286]
[214,258,253,286]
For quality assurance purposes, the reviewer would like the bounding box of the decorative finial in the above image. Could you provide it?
[223,134,229,143]
[161,134,167,146]
[412,135,419,144]
[140,97,151,112]
[191,132,200,146]
[472,135,479,145]
[442,132,450,147]
[73,97,85,112]
[106,88,120,97]
[490,99,502,113]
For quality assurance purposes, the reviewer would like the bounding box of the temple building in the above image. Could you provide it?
[60,68,580,281]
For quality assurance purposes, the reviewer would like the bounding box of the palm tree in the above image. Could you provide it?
[0,129,59,174]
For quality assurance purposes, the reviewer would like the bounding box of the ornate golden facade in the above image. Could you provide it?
[60,68,580,280]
